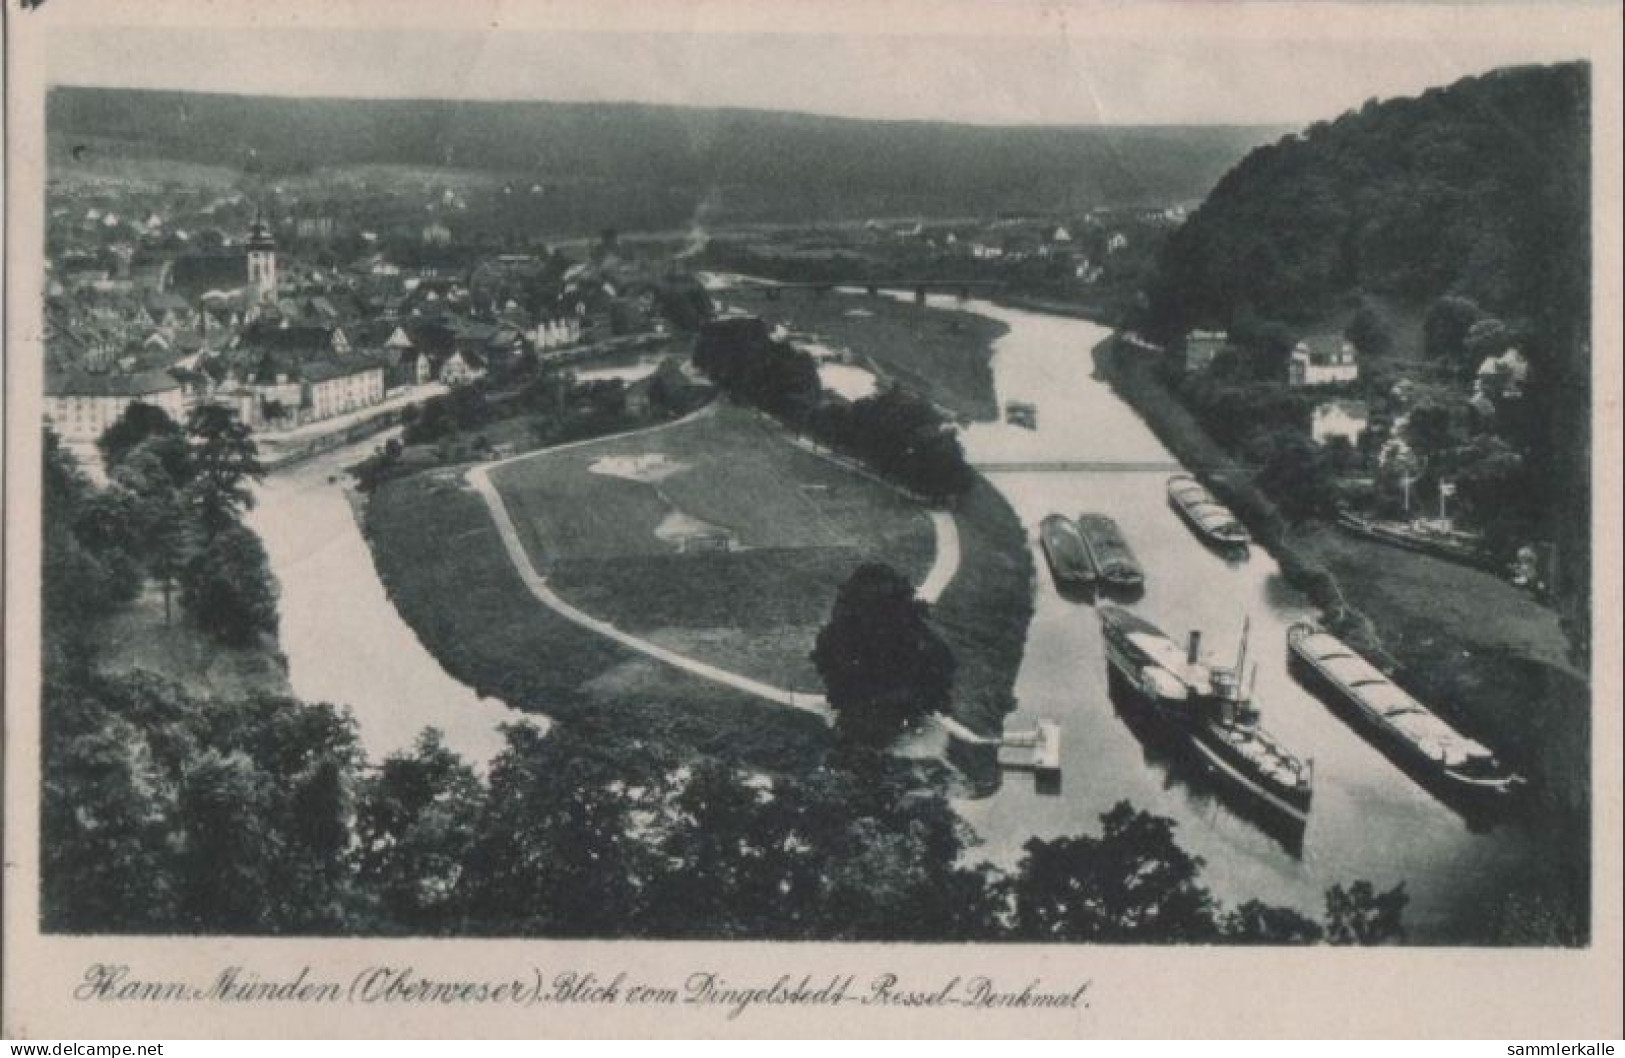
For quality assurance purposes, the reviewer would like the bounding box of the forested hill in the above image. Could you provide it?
[1146,62,1589,333]
[47,86,1279,219]
[1144,61,1592,645]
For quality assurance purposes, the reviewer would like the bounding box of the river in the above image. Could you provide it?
[246,432,535,769]
[925,295,1558,942]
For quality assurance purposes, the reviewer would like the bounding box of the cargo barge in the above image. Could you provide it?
[1039,514,1095,590]
[1287,621,1521,801]
[1167,473,1250,550]
[1075,513,1144,591]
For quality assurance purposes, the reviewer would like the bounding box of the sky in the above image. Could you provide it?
[41,3,1599,127]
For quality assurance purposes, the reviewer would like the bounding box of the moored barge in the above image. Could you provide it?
[1075,513,1144,590]
[1287,621,1521,800]
[1101,606,1313,823]
[1039,514,1095,590]
[1167,473,1250,550]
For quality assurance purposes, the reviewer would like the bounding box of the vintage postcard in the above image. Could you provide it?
[4,0,1621,1039]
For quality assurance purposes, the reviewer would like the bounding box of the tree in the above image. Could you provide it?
[1423,295,1484,372]
[457,723,663,936]
[97,401,184,472]
[356,729,486,933]
[179,523,279,646]
[1345,303,1395,357]
[186,404,265,533]
[1220,900,1324,944]
[109,445,194,623]
[1324,880,1409,944]
[1248,429,1339,522]
[812,563,955,746]
[1011,802,1219,942]
[1404,401,1463,462]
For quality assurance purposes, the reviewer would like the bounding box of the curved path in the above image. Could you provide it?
[466,405,961,719]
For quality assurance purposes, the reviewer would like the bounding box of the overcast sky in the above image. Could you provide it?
[44,7,1595,127]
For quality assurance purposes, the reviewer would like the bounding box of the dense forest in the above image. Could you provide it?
[1143,62,1592,633]
[48,87,1278,221]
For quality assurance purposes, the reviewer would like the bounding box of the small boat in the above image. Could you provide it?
[1039,514,1094,589]
[1100,607,1313,823]
[1075,513,1144,590]
[1287,621,1521,801]
[1005,401,1038,429]
[1167,473,1250,550]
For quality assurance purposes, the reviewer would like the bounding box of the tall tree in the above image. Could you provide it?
[355,729,486,933]
[178,523,279,646]
[186,404,265,533]
[812,563,955,746]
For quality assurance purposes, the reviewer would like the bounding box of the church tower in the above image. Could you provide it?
[245,208,278,303]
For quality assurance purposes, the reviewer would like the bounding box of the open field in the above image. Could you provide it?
[365,466,833,770]
[489,404,934,689]
[730,291,1008,421]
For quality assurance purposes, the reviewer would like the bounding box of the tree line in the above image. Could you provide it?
[694,316,974,502]
[43,664,1406,943]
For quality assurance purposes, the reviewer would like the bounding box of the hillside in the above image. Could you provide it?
[1143,62,1592,637]
[47,87,1280,222]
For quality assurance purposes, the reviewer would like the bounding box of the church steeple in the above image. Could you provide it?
[245,205,278,303]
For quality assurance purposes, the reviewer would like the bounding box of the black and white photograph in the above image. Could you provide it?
[4,0,1620,1040]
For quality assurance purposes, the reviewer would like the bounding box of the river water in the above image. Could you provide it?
[930,295,1556,942]
[246,433,534,769]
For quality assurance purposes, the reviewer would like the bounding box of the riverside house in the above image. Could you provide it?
[1289,336,1360,387]
[45,369,187,442]
[1311,399,1370,447]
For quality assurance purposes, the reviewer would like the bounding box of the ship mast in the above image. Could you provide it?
[1235,615,1250,678]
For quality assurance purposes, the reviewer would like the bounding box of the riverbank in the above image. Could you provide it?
[1091,337,1590,823]
[725,290,1008,421]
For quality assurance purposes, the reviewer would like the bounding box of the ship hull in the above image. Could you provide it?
[1076,514,1145,593]
[1287,627,1519,809]
[1166,474,1251,553]
[1039,515,1095,592]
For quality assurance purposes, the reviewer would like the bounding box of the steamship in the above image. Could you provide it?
[1100,606,1313,822]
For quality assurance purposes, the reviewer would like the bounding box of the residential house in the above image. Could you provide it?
[44,370,187,443]
[1289,336,1359,387]
[1310,400,1369,447]
[437,349,487,386]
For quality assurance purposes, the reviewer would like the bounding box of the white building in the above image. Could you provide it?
[1311,399,1369,447]
[1289,337,1359,387]
[44,371,188,443]
[304,360,386,421]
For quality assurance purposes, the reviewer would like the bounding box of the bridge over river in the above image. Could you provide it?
[725,276,1007,303]
[971,459,1256,474]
